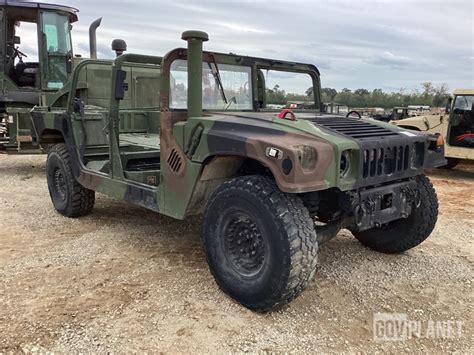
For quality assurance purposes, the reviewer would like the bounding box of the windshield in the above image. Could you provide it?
[170,59,252,110]
[41,12,72,89]
[263,70,315,110]
[453,95,474,111]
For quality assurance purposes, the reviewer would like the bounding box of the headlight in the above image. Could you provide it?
[340,150,352,178]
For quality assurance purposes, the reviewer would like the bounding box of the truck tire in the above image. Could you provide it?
[46,143,95,217]
[351,175,438,254]
[440,158,459,169]
[203,175,318,311]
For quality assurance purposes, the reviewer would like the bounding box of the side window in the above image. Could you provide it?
[44,23,59,52]
[14,22,39,62]
[5,19,40,88]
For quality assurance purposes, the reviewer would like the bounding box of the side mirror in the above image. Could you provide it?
[14,36,20,45]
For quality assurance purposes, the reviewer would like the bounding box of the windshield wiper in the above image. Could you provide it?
[207,54,227,104]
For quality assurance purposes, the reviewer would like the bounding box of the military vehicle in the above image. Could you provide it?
[0,1,102,153]
[31,28,445,311]
[323,102,349,115]
[392,89,474,169]
[373,107,411,122]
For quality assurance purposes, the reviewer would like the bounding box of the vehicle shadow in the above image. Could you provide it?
[426,161,474,180]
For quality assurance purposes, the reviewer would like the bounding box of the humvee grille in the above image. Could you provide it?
[362,145,410,178]
[310,117,398,139]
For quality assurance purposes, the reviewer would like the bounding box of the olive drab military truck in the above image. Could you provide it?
[391,89,474,169]
[32,29,446,311]
[0,1,103,153]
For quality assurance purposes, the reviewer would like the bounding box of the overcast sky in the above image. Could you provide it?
[38,0,474,92]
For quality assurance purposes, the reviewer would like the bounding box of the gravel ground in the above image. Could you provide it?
[0,155,472,353]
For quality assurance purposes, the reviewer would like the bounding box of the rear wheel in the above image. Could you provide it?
[203,176,318,311]
[46,144,95,217]
[351,175,438,253]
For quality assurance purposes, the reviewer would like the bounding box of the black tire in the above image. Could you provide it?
[439,158,459,169]
[46,143,95,217]
[203,176,318,311]
[351,175,438,254]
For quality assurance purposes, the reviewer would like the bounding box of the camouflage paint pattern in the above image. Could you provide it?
[30,32,446,220]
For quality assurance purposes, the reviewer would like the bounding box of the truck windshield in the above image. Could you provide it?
[454,95,474,111]
[264,70,315,110]
[170,59,253,110]
[41,12,72,89]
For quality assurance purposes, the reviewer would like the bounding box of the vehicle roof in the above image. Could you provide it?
[453,89,474,95]
[0,0,78,22]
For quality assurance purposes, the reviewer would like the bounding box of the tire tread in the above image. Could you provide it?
[204,175,318,311]
[47,144,94,217]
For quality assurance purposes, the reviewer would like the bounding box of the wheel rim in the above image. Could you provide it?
[222,212,266,277]
[53,167,67,201]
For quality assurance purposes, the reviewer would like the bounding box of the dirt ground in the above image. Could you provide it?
[0,155,472,353]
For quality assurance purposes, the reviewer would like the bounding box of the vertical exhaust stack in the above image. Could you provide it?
[89,17,102,59]
[181,30,209,118]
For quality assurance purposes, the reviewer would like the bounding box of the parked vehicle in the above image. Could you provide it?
[29,24,445,310]
[0,1,102,153]
[392,89,474,168]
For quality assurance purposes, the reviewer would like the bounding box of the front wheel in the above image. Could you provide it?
[351,175,438,254]
[203,176,318,311]
[46,144,95,217]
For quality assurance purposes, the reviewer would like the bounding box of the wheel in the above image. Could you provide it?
[203,175,318,311]
[439,158,459,169]
[351,175,438,254]
[46,143,95,217]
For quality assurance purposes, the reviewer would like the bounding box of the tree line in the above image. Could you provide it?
[266,82,450,108]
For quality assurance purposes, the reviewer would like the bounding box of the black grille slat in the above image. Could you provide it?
[310,117,398,139]
[362,144,411,179]
[348,132,397,138]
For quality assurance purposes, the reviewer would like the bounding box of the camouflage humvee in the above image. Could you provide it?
[391,89,474,169]
[32,30,446,311]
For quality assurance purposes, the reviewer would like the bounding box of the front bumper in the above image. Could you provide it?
[349,179,420,232]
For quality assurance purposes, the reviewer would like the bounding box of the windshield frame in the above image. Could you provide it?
[257,67,318,112]
[159,49,322,113]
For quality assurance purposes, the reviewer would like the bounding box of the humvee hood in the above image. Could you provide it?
[212,111,426,142]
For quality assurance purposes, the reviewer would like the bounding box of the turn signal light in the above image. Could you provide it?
[436,134,444,148]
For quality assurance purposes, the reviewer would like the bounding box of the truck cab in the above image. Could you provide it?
[0,1,77,152]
